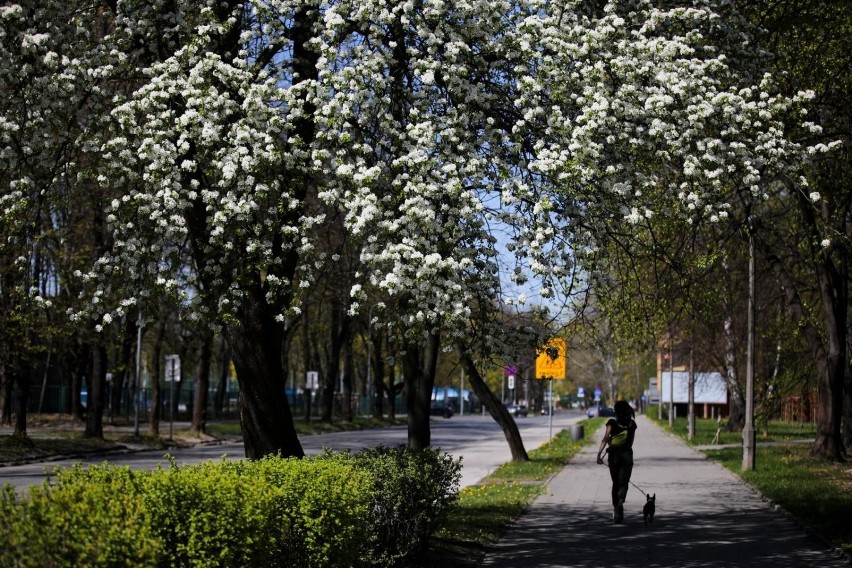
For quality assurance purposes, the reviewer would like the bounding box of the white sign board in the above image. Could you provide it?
[306,371,319,390]
[164,354,181,382]
[659,372,727,404]
[508,375,515,390]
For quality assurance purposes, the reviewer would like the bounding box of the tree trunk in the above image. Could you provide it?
[214,338,228,418]
[459,347,529,461]
[84,342,107,439]
[341,329,354,422]
[115,316,136,420]
[321,303,344,423]
[149,316,166,436]
[687,347,695,442]
[0,355,11,425]
[843,362,852,456]
[723,316,744,431]
[371,330,386,419]
[301,309,315,423]
[403,331,440,450]
[12,355,28,436]
[71,342,89,421]
[225,293,303,459]
[763,242,846,461]
[192,330,213,432]
[388,361,399,421]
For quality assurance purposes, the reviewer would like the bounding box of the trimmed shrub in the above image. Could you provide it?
[140,458,284,567]
[0,449,454,567]
[243,456,374,567]
[0,464,162,567]
[141,456,373,568]
[327,446,462,567]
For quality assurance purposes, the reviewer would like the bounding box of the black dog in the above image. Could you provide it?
[643,493,656,527]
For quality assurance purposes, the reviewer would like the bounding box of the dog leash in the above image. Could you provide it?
[630,480,649,497]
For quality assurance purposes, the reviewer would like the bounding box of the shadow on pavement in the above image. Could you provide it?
[484,498,843,568]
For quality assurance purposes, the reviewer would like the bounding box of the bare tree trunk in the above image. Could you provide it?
[371,330,386,419]
[225,291,304,459]
[0,354,11,426]
[388,360,399,421]
[12,355,29,437]
[84,342,107,439]
[69,341,89,421]
[321,303,343,423]
[192,330,213,433]
[723,316,744,431]
[688,347,695,442]
[341,329,354,422]
[214,337,228,418]
[301,309,314,423]
[404,331,440,450]
[149,316,166,436]
[459,347,529,461]
[114,316,136,420]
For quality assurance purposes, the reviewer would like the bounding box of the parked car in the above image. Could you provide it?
[587,405,616,418]
[505,404,528,417]
[430,401,454,418]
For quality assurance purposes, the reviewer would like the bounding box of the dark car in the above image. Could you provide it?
[587,405,616,418]
[430,401,454,418]
[505,404,528,417]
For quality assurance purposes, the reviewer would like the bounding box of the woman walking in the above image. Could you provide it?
[596,400,637,523]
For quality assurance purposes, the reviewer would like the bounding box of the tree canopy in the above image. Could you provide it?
[1,0,843,459]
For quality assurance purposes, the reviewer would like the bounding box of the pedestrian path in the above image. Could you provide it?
[482,414,849,567]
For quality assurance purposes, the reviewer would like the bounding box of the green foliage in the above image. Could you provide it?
[0,465,161,567]
[326,446,462,568]
[241,456,374,568]
[141,456,372,568]
[2,452,459,567]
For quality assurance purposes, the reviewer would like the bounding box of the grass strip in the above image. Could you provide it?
[416,418,605,567]
[646,409,816,446]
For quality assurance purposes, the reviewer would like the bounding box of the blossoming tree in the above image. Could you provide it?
[4,0,839,461]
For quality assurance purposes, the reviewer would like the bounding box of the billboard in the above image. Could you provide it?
[658,371,727,404]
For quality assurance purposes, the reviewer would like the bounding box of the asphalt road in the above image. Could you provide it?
[0,410,584,493]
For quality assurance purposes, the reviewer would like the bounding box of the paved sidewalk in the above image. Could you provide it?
[482,414,849,568]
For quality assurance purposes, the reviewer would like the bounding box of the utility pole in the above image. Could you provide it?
[743,217,757,470]
[134,309,142,437]
[688,347,695,441]
[669,336,675,428]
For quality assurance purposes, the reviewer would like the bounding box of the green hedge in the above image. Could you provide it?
[0,447,460,568]
[325,446,462,567]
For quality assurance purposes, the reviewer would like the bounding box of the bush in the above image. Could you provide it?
[141,456,373,568]
[238,456,374,568]
[0,449,457,567]
[327,446,462,568]
[0,464,161,567]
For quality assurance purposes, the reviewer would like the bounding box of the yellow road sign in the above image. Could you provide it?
[535,338,567,380]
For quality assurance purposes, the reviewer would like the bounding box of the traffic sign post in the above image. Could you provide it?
[305,371,319,421]
[534,338,567,440]
[535,338,567,380]
[164,354,180,441]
